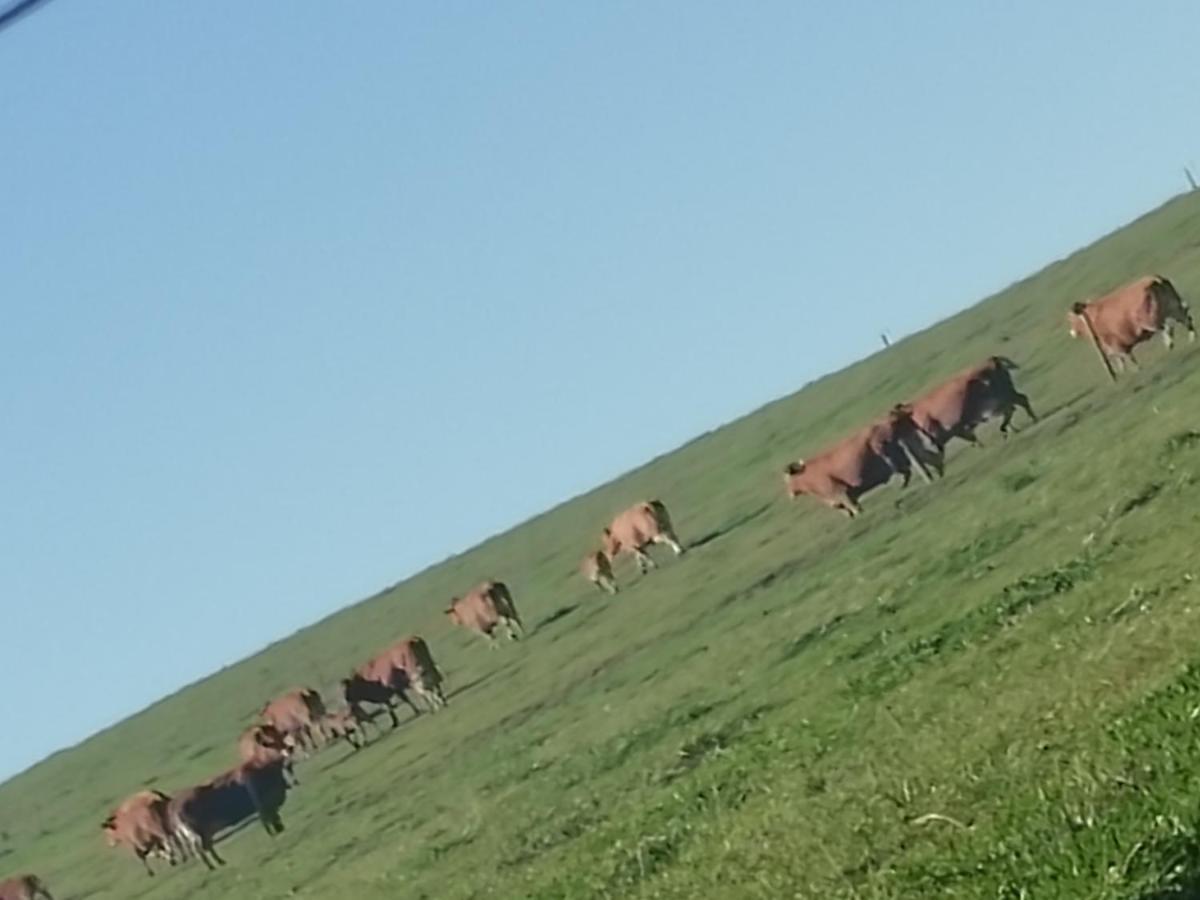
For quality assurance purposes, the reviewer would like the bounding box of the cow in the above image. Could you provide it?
[168,758,290,869]
[581,549,618,594]
[238,723,298,786]
[342,653,422,728]
[446,580,524,646]
[1068,275,1195,374]
[601,500,685,576]
[904,356,1037,452]
[260,688,327,755]
[381,636,447,712]
[782,406,934,517]
[0,876,53,900]
[322,705,377,750]
[100,789,179,876]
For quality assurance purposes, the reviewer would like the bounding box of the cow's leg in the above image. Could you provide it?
[632,547,655,573]
[655,533,686,556]
[138,848,156,877]
[397,690,422,719]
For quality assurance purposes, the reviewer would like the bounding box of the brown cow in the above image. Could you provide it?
[342,653,422,728]
[238,723,298,786]
[601,500,685,576]
[904,356,1036,452]
[1068,275,1195,373]
[0,876,53,900]
[168,758,290,869]
[783,406,934,517]
[446,580,524,646]
[260,688,327,754]
[382,636,447,712]
[101,789,179,876]
[322,705,377,750]
[581,549,618,594]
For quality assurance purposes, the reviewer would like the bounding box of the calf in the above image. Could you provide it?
[342,654,422,728]
[101,789,179,876]
[260,688,327,754]
[601,500,685,576]
[237,723,298,786]
[446,580,524,646]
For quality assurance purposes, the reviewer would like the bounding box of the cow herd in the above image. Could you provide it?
[2,275,1193,899]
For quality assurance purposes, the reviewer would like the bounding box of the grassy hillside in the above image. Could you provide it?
[7,193,1200,899]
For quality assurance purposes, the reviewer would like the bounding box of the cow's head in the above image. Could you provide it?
[255,724,294,755]
[783,460,805,498]
[101,815,119,846]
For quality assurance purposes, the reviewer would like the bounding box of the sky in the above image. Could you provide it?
[3,1,1199,782]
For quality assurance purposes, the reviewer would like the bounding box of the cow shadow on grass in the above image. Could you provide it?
[534,603,579,634]
[689,502,772,551]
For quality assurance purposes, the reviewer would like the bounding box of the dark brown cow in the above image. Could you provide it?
[168,759,290,869]
[1068,275,1195,373]
[101,789,178,876]
[238,723,298,786]
[446,580,524,646]
[260,688,327,754]
[0,876,53,900]
[783,406,935,517]
[581,549,618,594]
[342,653,422,728]
[904,356,1036,451]
[601,500,685,576]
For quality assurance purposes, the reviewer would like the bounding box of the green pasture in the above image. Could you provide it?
[6,194,1200,898]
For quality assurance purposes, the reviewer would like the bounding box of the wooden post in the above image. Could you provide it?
[1072,302,1117,383]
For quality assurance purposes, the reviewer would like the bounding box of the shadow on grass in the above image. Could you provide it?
[689,502,773,550]
[534,603,579,633]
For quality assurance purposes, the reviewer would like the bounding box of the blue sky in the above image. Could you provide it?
[2,1,1198,781]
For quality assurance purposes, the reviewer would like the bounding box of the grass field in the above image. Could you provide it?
[7,193,1200,899]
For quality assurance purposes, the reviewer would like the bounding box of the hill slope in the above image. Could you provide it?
[7,194,1200,899]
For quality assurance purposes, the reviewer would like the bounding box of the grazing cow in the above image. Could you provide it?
[238,723,298,786]
[101,789,178,876]
[168,759,290,869]
[0,876,53,900]
[904,356,1037,451]
[601,500,685,575]
[1068,275,1195,373]
[446,580,524,645]
[783,406,932,517]
[260,688,327,754]
[322,705,377,750]
[581,549,618,594]
[342,654,422,728]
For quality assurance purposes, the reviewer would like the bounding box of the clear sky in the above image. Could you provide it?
[3,1,1199,782]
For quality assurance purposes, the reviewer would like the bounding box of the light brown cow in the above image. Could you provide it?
[0,876,53,900]
[101,790,178,876]
[446,580,524,646]
[783,406,934,517]
[601,500,685,576]
[168,758,290,870]
[581,549,618,594]
[260,688,327,754]
[1068,275,1195,373]
[904,356,1036,452]
[237,723,298,785]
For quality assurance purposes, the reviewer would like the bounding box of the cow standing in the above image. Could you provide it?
[600,500,685,578]
[581,549,618,594]
[168,758,290,869]
[260,688,327,754]
[0,876,53,900]
[101,789,179,876]
[446,580,524,646]
[904,356,1036,451]
[1068,275,1195,374]
[783,406,933,517]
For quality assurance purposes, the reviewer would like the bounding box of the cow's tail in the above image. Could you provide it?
[29,876,54,900]
[647,499,679,539]
[1151,276,1195,327]
[990,355,1019,371]
[492,581,522,627]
